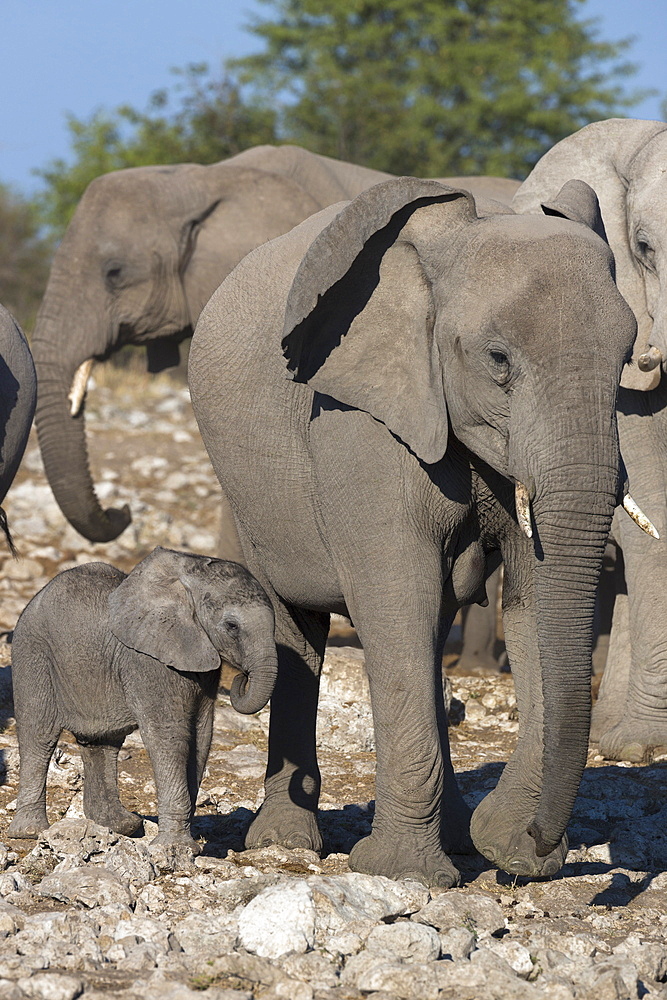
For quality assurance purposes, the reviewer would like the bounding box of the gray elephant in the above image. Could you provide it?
[0,305,37,548]
[8,547,277,851]
[513,118,667,762]
[188,175,648,885]
[31,141,519,550]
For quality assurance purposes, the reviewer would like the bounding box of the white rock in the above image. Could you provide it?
[238,880,316,959]
[485,939,535,978]
[38,866,133,907]
[341,953,440,1000]
[17,973,83,1000]
[365,920,441,963]
[439,926,476,960]
[412,891,505,936]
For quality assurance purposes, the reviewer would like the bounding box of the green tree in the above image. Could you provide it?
[36,67,278,236]
[233,0,645,177]
[0,184,53,333]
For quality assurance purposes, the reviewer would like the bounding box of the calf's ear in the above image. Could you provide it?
[108,547,220,673]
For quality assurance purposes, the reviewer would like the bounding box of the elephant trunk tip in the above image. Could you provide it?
[229,669,274,715]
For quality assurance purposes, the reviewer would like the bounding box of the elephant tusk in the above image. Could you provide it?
[515,481,533,539]
[622,493,660,539]
[637,346,663,373]
[67,359,95,417]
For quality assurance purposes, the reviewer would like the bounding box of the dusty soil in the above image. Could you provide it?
[0,367,664,998]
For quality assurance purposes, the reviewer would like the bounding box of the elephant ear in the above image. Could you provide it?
[282,178,477,465]
[512,119,667,390]
[108,547,220,673]
[540,179,608,243]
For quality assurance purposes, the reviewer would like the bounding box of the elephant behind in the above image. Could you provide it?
[30,142,519,549]
[189,176,640,885]
[0,304,37,550]
[513,118,667,762]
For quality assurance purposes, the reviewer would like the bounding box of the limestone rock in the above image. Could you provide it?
[38,866,133,907]
[412,890,505,936]
[238,880,316,959]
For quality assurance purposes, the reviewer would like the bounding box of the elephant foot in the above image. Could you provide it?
[84,803,144,838]
[349,832,460,887]
[455,653,504,677]
[590,699,624,744]
[597,720,667,763]
[8,808,48,840]
[246,800,322,854]
[470,792,568,878]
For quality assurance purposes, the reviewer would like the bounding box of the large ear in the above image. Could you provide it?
[179,164,322,322]
[512,119,667,390]
[282,178,477,465]
[108,547,220,673]
[540,179,608,243]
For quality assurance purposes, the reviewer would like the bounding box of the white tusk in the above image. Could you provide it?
[67,359,95,417]
[637,346,663,373]
[515,481,533,539]
[622,494,660,539]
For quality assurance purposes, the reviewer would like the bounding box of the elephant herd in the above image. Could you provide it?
[0,118,666,885]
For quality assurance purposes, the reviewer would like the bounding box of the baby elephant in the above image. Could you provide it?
[8,547,277,851]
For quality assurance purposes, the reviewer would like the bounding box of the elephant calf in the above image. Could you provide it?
[8,547,277,852]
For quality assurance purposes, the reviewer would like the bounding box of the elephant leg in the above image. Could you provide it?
[139,717,201,852]
[246,598,329,853]
[217,490,246,565]
[595,390,667,761]
[194,698,215,792]
[591,542,617,676]
[590,584,630,743]
[470,555,568,878]
[457,566,503,673]
[77,736,144,837]
[9,726,60,839]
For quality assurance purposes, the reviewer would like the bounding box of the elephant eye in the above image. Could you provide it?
[636,234,656,273]
[223,618,240,635]
[104,264,124,290]
[488,348,511,385]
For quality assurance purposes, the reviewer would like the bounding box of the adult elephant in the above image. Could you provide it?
[0,305,37,550]
[189,176,647,884]
[31,142,519,548]
[512,118,667,762]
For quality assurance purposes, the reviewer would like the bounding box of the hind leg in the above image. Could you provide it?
[77,735,144,836]
[9,640,60,839]
[8,727,61,838]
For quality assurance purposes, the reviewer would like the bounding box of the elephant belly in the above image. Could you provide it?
[52,654,136,742]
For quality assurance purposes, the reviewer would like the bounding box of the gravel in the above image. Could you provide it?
[0,374,662,998]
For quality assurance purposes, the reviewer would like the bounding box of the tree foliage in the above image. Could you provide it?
[0,185,53,333]
[233,0,644,177]
[36,67,278,235]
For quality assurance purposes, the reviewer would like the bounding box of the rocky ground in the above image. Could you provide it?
[0,368,663,999]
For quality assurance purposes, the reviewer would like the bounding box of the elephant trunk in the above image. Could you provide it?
[528,492,615,855]
[32,305,131,542]
[229,645,278,715]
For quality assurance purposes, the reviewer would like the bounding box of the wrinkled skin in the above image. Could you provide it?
[8,547,277,850]
[513,119,667,761]
[189,176,635,885]
[0,305,37,547]
[32,141,519,553]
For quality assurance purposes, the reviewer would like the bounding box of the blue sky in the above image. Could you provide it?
[1,0,665,194]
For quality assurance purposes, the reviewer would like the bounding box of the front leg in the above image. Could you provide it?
[345,566,463,888]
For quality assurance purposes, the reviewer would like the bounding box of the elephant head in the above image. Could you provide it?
[108,546,277,714]
[32,153,331,542]
[512,118,667,392]
[281,177,640,859]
